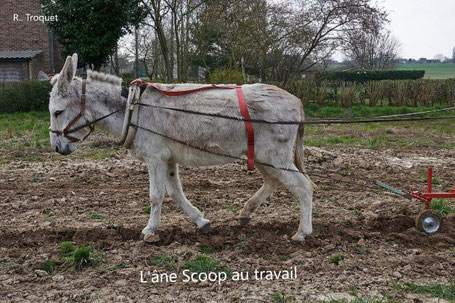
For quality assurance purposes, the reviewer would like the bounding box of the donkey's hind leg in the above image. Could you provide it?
[165,162,211,232]
[238,165,279,225]
[265,165,313,242]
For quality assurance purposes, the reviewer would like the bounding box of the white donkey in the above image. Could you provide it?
[49,54,314,242]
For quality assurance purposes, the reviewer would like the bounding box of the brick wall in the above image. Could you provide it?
[0,0,63,76]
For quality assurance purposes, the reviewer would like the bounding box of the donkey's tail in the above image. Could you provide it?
[294,106,318,190]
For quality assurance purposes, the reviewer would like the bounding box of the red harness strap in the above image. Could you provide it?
[235,86,254,170]
[130,79,255,170]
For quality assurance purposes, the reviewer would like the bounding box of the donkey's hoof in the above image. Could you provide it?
[291,233,306,243]
[239,217,251,226]
[143,233,160,243]
[199,222,211,234]
[290,239,304,245]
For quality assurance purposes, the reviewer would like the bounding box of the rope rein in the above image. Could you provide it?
[136,102,455,125]
[130,122,403,194]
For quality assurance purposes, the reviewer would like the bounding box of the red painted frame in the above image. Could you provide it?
[409,168,455,209]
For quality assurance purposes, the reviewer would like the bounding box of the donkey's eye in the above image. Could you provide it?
[54,110,64,118]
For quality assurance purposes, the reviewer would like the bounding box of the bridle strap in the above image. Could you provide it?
[64,80,86,133]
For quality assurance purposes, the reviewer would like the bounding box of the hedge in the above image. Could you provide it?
[0,80,52,113]
[285,79,455,107]
[315,70,425,83]
[209,68,246,84]
[1,76,453,114]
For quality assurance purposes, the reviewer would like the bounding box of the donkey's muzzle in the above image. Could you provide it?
[53,140,73,155]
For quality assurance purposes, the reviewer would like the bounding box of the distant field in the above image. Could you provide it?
[395,63,455,79]
[328,63,455,79]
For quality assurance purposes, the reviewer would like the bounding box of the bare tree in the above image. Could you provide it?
[121,24,165,79]
[265,0,388,84]
[434,54,445,62]
[192,0,269,71]
[140,0,173,80]
[119,0,388,84]
[342,29,400,70]
[139,0,205,81]
[165,0,204,81]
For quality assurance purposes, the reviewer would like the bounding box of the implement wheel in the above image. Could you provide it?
[415,210,442,234]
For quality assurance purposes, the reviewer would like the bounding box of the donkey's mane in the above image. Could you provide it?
[87,71,122,86]
[50,70,123,86]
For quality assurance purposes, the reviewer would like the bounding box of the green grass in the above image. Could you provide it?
[0,111,50,156]
[303,104,455,150]
[144,205,151,214]
[148,253,175,269]
[102,263,128,272]
[304,103,455,119]
[42,259,55,275]
[89,150,118,160]
[183,255,229,274]
[59,241,76,259]
[396,63,455,79]
[88,211,103,219]
[349,284,359,296]
[430,199,454,216]
[405,280,455,300]
[198,244,216,254]
[432,177,442,185]
[58,241,100,270]
[270,292,291,303]
[221,203,239,214]
[330,255,345,265]
[352,209,362,219]
[0,111,120,162]
[73,246,97,269]
[150,253,170,266]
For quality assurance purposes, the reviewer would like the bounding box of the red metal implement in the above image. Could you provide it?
[378,167,455,209]
[409,167,455,209]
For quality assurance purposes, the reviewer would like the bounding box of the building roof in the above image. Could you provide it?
[0,50,42,59]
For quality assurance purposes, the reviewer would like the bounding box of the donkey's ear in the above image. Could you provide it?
[58,56,74,90]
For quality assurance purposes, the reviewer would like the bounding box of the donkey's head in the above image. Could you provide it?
[49,53,92,155]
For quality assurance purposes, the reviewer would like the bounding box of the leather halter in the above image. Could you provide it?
[50,80,94,142]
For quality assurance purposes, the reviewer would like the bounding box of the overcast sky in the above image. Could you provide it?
[381,0,455,59]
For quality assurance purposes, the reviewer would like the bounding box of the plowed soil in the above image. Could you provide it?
[1,139,455,302]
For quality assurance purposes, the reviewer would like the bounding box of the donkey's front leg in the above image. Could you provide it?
[142,159,166,243]
[165,162,211,232]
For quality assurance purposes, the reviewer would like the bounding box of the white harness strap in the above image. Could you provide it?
[118,85,140,148]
